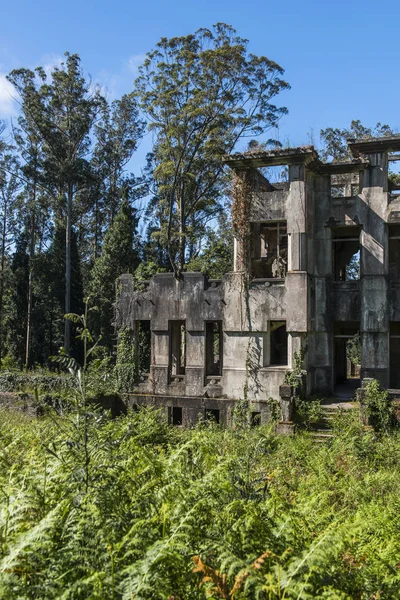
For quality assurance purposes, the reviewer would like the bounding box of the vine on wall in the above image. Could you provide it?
[231,170,253,272]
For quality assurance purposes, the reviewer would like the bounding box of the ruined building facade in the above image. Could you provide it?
[116,136,400,425]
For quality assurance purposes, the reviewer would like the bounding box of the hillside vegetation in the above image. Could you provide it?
[1,406,400,599]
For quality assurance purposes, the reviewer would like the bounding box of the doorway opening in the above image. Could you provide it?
[333,322,360,398]
[390,322,400,388]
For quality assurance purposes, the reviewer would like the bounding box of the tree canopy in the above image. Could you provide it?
[136,23,289,276]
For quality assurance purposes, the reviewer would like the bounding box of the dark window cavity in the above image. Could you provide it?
[389,226,400,282]
[205,409,220,424]
[270,321,288,366]
[169,406,182,426]
[136,320,151,376]
[169,321,186,379]
[205,321,223,376]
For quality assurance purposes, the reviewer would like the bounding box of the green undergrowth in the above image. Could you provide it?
[0,407,400,598]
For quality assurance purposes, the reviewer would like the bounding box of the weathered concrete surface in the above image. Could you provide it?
[116,136,400,421]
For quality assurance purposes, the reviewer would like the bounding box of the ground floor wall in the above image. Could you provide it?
[125,393,273,427]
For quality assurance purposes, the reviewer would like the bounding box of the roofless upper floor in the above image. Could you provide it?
[223,135,400,174]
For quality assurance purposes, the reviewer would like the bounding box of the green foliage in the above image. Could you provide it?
[136,23,289,275]
[185,210,234,279]
[295,396,324,429]
[89,198,140,351]
[115,328,136,393]
[134,260,166,290]
[284,347,306,392]
[2,407,400,597]
[320,120,395,162]
[0,370,73,393]
[266,396,281,422]
[363,378,395,432]
[346,331,361,366]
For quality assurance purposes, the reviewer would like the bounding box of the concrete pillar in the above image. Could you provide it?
[312,174,333,394]
[359,153,389,387]
[286,165,309,387]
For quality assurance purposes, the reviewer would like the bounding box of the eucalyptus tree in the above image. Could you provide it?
[92,93,145,240]
[8,54,104,352]
[320,120,395,162]
[8,87,51,367]
[135,23,290,276]
[0,150,20,361]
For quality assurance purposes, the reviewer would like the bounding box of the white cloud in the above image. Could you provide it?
[41,53,64,79]
[0,74,17,117]
[127,54,146,76]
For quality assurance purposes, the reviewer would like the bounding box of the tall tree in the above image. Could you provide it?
[76,93,145,269]
[88,198,139,351]
[10,87,51,368]
[135,23,289,276]
[8,53,103,352]
[0,150,20,361]
[185,207,234,278]
[320,120,395,162]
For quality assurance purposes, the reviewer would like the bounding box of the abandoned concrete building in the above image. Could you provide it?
[116,135,400,426]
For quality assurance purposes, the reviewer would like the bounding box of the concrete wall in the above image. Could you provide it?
[116,140,400,418]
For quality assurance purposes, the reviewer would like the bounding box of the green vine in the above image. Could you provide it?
[231,170,253,272]
[284,347,306,392]
[115,328,137,393]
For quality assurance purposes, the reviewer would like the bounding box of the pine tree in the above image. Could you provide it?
[88,198,139,351]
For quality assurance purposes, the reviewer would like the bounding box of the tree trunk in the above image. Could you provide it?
[25,209,35,369]
[178,188,185,276]
[0,200,7,363]
[64,185,72,353]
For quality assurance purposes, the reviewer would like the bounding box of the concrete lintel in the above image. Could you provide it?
[223,146,318,169]
[349,136,400,157]
[318,160,368,175]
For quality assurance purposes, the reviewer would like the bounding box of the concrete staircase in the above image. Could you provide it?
[310,405,336,442]
[309,402,356,442]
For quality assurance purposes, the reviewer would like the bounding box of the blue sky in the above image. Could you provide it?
[1,0,400,165]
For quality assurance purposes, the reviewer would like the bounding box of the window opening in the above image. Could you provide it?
[251,412,261,427]
[331,185,345,198]
[333,227,360,281]
[169,406,182,425]
[270,321,288,366]
[136,320,151,377]
[205,409,220,424]
[169,321,186,380]
[205,321,222,376]
[389,226,400,282]
[351,184,360,197]
[252,221,287,278]
[390,322,400,388]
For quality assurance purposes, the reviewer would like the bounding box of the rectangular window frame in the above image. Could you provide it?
[168,320,186,383]
[205,321,223,378]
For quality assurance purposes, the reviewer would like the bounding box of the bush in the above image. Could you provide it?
[0,371,74,393]
[363,378,395,432]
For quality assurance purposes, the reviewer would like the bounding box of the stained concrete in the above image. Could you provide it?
[116,136,400,425]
